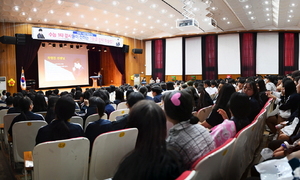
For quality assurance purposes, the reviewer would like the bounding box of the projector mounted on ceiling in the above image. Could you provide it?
[176,18,200,31]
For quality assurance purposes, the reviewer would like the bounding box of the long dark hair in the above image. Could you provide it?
[51,95,75,140]
[214,83,236,117]
[283,79,296,98]
[19,96,33,120]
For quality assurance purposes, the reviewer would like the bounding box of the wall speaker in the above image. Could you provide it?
[16,34,26,45]
[0,36,16,44]
[132,48,143,54]
[123,45,129,53]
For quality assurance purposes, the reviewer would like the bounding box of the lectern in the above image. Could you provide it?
[90,76,100,88]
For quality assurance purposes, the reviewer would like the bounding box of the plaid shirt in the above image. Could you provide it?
[166,120,216,169]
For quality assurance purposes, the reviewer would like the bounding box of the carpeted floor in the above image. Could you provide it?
[0,147,16,180]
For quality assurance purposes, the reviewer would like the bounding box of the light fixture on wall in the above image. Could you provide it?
[59,44,63,48]
[52,43,56,47]
[70,44,74,49]
[76,45,79,49]
[103,48,107,52]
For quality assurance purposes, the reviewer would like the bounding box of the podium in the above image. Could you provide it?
[90,76,100,88]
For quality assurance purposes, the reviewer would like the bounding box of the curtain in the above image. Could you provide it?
[240,33,256,77]
[16,35,41,91]
[88,48,101,85]
[110,46,125,84]
[202,35,218,80]
[279,33,299,75]
[152,39,165,81]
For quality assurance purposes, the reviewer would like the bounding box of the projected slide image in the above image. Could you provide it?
[38,44,89,88]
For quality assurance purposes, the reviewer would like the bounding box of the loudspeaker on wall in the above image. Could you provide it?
[132,48,143,54]
[123,45,129,53]
[0,36,16,44]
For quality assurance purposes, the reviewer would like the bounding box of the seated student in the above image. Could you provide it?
[93,90,115,116]
[256,79,269,106]
[164,91,216,169]
[201,83,236,128]
[112,92,144,130]
[138,86,153,100]
[0,96,13,110]
[45,95,59,124]
[113,100,184,180]
[8,96,45,137]
[195,84,213,111]
[36,95,84,145]
[210,92,251,147]
[82,96,103,124]
[242,80,262,121]
[32,92,48,112]
[113,88,125,105]
[85,97,113,148]
[151,85,163,103]
[7,94,23,114]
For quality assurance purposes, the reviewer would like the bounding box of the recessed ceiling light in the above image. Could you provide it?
[193,7,199,12]
[44,19,47,22]
[14,6,19,11]
[66,12,70,16]
[125,17,129,20]
[135,20,139,23]
[141,31,144,33]
[27,17,32,21]
[263,1,269,5]
[80,15,84,18]
[75,3,79,7]
[170,27,174,29]
[90,7,94,10]
[163,23,168,26]
[265,7,270,11]
[96,27,99,29]
[266,18,270,21]
[49,10,54,14]
[248,11,253,15]
[150,26,154,29]
[59,20,62,23]
[243,5,252,9]
[150,4,158,9]
[137,11,143,15]
[105,20,108,23]
[21,12,26,16]
[169,14,175,18]
[161,9,167,14]
[227,21,231,24]
[133,28,137,31]
[239,0,248,2]
[112,1,119,6]
[94,18,97,21]
[287,19,291,22]
[124,33,127,35]
[156,20,160,23]
[203,18,210,22]
[266,13,270,16]
[211,7,218,11]
[290,3,297,7]
[57,0,63,4]
[33,8,37,12]
[222,17,228,21]
[103,11,107,14]
[116,31,119,33]
[115,14,119,17]
[126,6,133,11]
[289,10,294,13]
[125,26,129,28]
[72,22,76,25]
[148,16,152,19]
[133,32,136,34]
[288,15,294,18]
[138,0,148,3]
[250,16,256,20]
[116,23,119,26]
[143,23,146,26]
[85,24,88,27]
[107,29,110,31]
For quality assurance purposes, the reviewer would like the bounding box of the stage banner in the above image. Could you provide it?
[32,27,123,47]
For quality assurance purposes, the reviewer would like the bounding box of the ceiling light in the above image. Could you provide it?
[125,17,129,20]
[107,29,110,31]
[44,19,47,22]
[203,18,210,22]
[116,31,119,33]
[14,6,19,11]
[239,0,248,2]
[163,23,168,26]
[150,26,154,29]
[288,15,294,18]
[112,1,119,6]
[133,28,137,31]
[133,32,136,34]
[80,15,84,18]
[250,16,256,20]
[266,18,271,21]
[90,7,94,10]
[57,0,63,4]
[115,14,119,17]
[49,10,54,14]
[138,0,148,3]
[72,22,76,25]
[248,11,253,15]
[66,12,70,16]
[21,12,26,16]
[115,23,119,26]
[137,11,143,15]
[141,31,144,33]
[227,21,231,24]
[105,20,108,23]
[290,3,297,7]
[161,9,167,14]
[27,18,32,21]
[211,7,218,11]
[150,4,158,9]
[170,27,174,29]
[243,5,252,9]
[169,14,175,18]
[266,13,270,16]
[96,27,99,29]
[222,17,228,21]
[287,19,291,22]
[75,3,79,7]
[265,7,270,11]
[148,16,152,19]
[263,1,269,5]
[126,6,133,11]
[289,10,294,13]
[85,24,88,27]
[33,8,37,12]
[124,33,127,35]
[94,18,97,21]
[135,20,139,23]
[142,23,146,26]
[156,20,160,23]
[193,7,199,12]
[59,20,62,23]
[125,26,129,28]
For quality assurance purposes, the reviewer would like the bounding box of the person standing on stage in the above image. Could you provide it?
[98,71,103,87]
[156,77,161,83]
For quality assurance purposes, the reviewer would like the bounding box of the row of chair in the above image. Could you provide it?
[25,128,138,180]
[176,98,274,180]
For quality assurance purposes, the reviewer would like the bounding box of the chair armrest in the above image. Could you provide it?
[24,151,33,170]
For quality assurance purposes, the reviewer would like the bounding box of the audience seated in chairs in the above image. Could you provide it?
[0,96,13,110]
[7,94,23,114]
[45,95,59,124]
[138,86,153,100]
[35,95,84,145]
[8,96,45,138]
[242,80,262,121]
[151,85,163,103]
[31,92,48,113]
[201,83,236,129]
[93,90,115,116]
[112,92,144,131]
[113,100,185,180]
[164,90,216,169]
[85,97,113,149]
[113,88,125,105]
[195,84,213,112]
